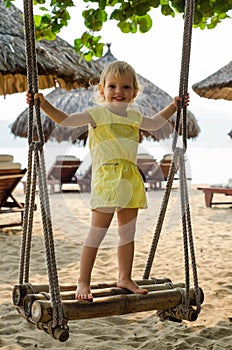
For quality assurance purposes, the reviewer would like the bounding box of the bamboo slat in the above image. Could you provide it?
[31,287,204,323]
[12,277,171,306]
[23,282,187,317]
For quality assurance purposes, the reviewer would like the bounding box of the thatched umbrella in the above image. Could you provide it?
[11,45,200,144]
[11,87,91,144]
[0,0,100,95]
[192,61,232,100]
[192,61,231,140]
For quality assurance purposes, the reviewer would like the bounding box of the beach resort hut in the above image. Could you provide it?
[11,45,201,144]
[192,61,232,101]
[0,0,100,96]
[192,61,232,139]
[193,62,232,203]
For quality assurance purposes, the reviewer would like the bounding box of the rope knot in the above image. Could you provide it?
[175,146,186,157]
[34,141,45,151]
[29,141,44,151]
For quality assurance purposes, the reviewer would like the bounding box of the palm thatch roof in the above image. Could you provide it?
[11,88,91,144]
[0,0,100,95]
[192,61,232,100]
[11,45,200,144]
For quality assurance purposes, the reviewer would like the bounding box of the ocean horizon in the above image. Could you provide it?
[1,139,231,186]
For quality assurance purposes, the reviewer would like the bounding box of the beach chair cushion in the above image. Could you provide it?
[0,162,22,170]
[55,155,80,162]
[0,154,14,163]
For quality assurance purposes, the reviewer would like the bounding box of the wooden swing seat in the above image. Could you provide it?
[13,278,204,330]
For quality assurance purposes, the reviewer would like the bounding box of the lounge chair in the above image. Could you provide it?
[47,155,81,192]
[76,167,92,192]
[137,156,162,189]
[76,161,92,192]
[197,186,232,207]
[0,155,26,228]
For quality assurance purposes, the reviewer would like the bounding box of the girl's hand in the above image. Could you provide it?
[26,91,45,107]
[173,93,190,109]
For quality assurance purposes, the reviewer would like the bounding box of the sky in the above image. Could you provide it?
[1,1,232,148]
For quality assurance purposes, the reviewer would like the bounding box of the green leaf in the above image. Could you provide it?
[160,0,169,5]
[124,6,134,18]
[194,10,203,25]
[34,14,42,26]
[50,0,74,5]
[58,9,71,21]
[198,22,206,30]
[118,21,132,33]
[52,21,62,32]
[138,14,153,32]
[133,3,150,16]
[218,12,228,19]
[39,6,49,11]
[93,43,104,57]
[74,38,83,50]
[148,0,160,8]
[110,9,121,20]
[107,0,119,6]
[171,0,185,13]
[112,9,127,22]
[81,31,92,44]
[99,0,107,9]
[36,28,56,40]
[83,8,107,31]
[34,0,46,4]
[84,51,93,61]
[41,14,51,24]
[130,22,138,33]
[198,2,214,18]
[161,4,175,16]
[214,0,232,13]
[207,21,218,29]
[96,9,108,22]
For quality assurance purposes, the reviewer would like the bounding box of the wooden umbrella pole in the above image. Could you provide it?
[30,287,204,323]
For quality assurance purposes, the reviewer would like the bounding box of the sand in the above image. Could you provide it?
[1,185,232,349]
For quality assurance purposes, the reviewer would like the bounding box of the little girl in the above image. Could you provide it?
[27,61,189,302]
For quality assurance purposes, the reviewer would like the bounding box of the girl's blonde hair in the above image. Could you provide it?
[94,60,141,104]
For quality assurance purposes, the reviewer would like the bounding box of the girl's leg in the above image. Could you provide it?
[116,208,147,294]
[76,208,114,301]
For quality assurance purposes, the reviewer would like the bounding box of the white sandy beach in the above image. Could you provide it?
[1,186,232,349]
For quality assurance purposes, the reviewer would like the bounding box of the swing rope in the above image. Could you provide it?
[17,0,67,333]
[143,0,201,317]
[15,0,201,336]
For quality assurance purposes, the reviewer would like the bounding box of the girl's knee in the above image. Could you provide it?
[118,223,136,246]
[85,226,108,248]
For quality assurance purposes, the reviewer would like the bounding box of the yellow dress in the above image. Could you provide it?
[87,106,147,210]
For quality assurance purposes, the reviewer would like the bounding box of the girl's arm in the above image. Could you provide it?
[140,95,189,131]
[26,92,95,128]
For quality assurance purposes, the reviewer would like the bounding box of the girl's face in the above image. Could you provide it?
[98,72,137,105]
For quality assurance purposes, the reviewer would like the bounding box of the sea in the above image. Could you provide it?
[1,135,231,186]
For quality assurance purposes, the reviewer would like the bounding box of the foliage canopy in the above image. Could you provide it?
[5,0,232,60]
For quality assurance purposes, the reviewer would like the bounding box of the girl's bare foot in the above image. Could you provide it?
[75,282,93,303]
[117,279,148,294]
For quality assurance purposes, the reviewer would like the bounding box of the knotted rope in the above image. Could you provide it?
[143,0,201,318]
[17,0,67,333]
